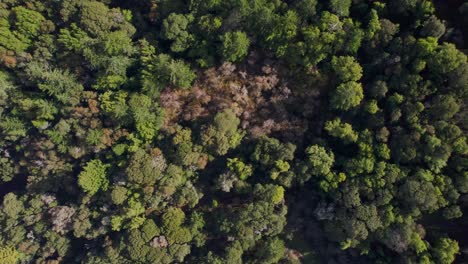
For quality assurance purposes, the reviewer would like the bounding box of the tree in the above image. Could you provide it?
[25,62,84,105]
[331,56,363,82]
[0,246,20,264]
[0,156,15,182]
[254,10,298,57]
[78,159,110,196]
[305,145,334,176]
[111,186,129,205]
[330,0,352,17]
[78,1,135,37]
[126,149,165,186]
[254,184,285,205]
[398,180,440,213]
[251,137,296,167]
[254,237,285,264]
[324,118,358,143]
[428,43,467,75]
[2,193,24,219]
[432,237,459,264]
[294,0,317,20]
[168,59,197,89]
[420,15,445,38]
[330,81,364,110]
[227,158,253,180]
[367,9,381,39]
[429,95,460,120]
[220,31,250,63]
[141,51,196,91]
[368,80,388,99]
[201,109,245,156]
[11,6,46,48]
[129,93,164,142]
[162,207,192,245]
[162,13,194,52]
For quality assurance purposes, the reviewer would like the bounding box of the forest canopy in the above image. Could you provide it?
[0,0,467,263]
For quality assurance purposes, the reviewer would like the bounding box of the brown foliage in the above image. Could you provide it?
[160,63,307,141]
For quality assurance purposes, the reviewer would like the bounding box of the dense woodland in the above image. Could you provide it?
[0,0,467,263]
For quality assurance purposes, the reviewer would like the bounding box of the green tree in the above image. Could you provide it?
[126,149,165,186]
[254,237,285,264]
[25,62,84,105]
[254,184,285,205]
[201,109,245,156]
[2,193,24,219]
[294,0,318,20]
[168,59,196,89]
[432,237,459,264]
[324,118,359,143]
[129,93,164,141]
[227,158,253,180]
[111,186,129,205]
[0,246,20,264]
[78,159,110,196]
[330,0,352,17]
[331,56,363,82]
[251,137,296,167]
[220,31,250,63]
[330,81,364,110]
[162,13,194,52]
[305,145,335,176]
[141,50,196,91]
[429,95,460,120]
[420,15,445,38]
[428,43,467,75]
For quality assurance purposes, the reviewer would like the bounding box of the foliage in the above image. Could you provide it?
[330,81,364,110]
[0,1,466,263]
[201,109,245,156]
[220,31,250,63]
[78,159,110,196]
[0,246,20,264]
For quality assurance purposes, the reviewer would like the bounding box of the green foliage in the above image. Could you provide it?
[201,109,245,156]
[78,159,110,196]
[162,13,194,52]
[428,43,467,75]
[331,56,363,82]
[141,48,196,92]
[251,137,296,167]
[294,0,317,20]
[324,118,358,143]
[254,184,285,205]
[111,186,128,205]
[432,237,459,264]
[0,246,20,264]
[0,117,27,141]
[78,0,135,37]
[252,9,298,57]
[12,6,44,35]
[0,18,28,52]
[2,193,24,219]
[330,81,364,110]
[25,62,83,105]
[167,59,197,89]
[0,156,15,182]
[329,0,351,17]
[129,93,164,142]
[254,237,285,264]
[227,158,253,180]
[126,149,165,186]
[305,145,335,176]
[220,31,250,63]
[0,1,466,263]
